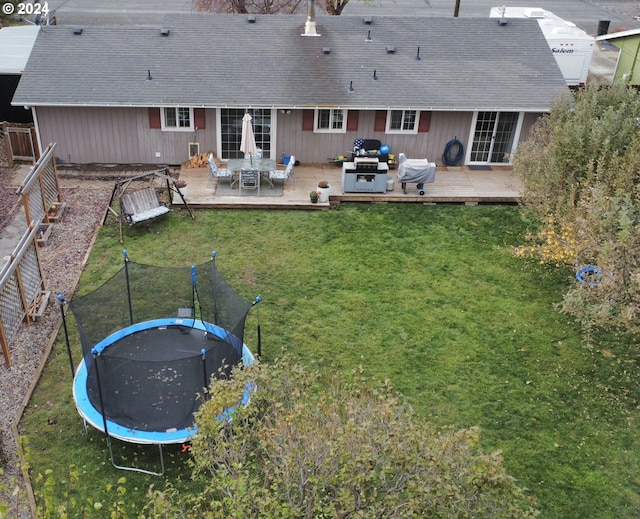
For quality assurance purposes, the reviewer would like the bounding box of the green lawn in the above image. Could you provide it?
[21,204,640,518]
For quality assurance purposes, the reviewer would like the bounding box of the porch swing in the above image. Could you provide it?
[103,168,194,242]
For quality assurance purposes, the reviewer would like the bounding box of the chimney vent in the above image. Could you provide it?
[302,0,320,36]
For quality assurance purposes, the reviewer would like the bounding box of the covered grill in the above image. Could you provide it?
[397,153,436,195]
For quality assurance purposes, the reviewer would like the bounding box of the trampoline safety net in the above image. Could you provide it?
[69,257,254,433]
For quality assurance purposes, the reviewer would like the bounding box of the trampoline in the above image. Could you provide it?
[61,251,260,475]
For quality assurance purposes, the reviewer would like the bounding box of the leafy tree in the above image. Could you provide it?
[513,83,640,333]
[0,2,19,25]
[193,0,304,15]
[142,356,539,518]
[192,0,367,15]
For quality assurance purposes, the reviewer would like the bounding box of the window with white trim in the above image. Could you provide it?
[387,110,418,134]
[162,107,193,131]
[315,109,346,133]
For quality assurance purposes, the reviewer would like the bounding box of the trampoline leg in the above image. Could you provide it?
[402,182,407,194]
[106,436,166,476]
[80,418,89,438]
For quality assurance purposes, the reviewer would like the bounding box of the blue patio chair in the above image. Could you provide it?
[268,155,295,186]
[209,153,234,184]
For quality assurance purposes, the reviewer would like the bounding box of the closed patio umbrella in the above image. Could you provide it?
[240,112,257,164]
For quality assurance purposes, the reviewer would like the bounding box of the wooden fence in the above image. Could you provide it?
[0,143,60,367]
[0,122,39,167]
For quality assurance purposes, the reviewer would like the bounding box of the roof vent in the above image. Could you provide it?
[160,28,170,36]
[72,27,83,35]
[385,46,396,54]
[247,14,256,23]
[322,47,331,54]
[496,5,507,25]
[363,16,373,24]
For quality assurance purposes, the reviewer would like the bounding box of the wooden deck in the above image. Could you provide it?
[173,163,522,210]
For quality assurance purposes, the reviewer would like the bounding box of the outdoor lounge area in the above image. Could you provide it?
[172,162,522,209]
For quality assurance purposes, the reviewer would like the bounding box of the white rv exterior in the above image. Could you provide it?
[490,7,595,86]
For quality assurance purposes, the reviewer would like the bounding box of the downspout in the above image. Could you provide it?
[31,107,43,157]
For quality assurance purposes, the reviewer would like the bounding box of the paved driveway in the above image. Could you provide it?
[41,0,640,34]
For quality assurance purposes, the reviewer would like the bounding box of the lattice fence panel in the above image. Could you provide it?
[0,272,24,351]
[0,144,57,367]
[17,143,60,226]
[0,125,8,167]
[17,244,44,308]
[24,183,45,226]
[40,160,60,209]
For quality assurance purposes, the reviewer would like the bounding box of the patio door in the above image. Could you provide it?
[468,111,521,164]
[219,108,272,160]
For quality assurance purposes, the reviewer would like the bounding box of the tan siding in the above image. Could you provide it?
[37,106,218,164]
[519,112,540,143]
[275,110,472,166]
[35,106,539,166]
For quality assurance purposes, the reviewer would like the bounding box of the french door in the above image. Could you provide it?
[468,111,521,164]
[219,108,273,160]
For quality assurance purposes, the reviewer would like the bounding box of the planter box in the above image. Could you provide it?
[36,223,52,246]
[47,202,67,223]
[29,290,52,321]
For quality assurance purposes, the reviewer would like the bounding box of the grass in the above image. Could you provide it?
[20,204,640,518]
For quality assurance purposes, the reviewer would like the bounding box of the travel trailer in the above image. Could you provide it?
[490,7,595,86]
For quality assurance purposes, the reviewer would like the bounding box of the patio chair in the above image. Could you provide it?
[268,155,295,186]
[245,148,262,160]
[240,169,259,191]
[208,153,234,183]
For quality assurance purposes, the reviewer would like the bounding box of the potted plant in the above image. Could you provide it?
[47,202,66,223]
[317,179,331,203]
[309,190,319,203]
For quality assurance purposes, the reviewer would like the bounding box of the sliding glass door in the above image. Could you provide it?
[469,111,521,164]
[219,108,272,159]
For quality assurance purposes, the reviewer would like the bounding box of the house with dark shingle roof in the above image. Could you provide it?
[12,13,567,166]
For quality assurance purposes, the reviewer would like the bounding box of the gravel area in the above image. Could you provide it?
[0,167,22,233]
[0,168,114,516]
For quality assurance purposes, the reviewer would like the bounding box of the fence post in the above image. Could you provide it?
[1,122,13,168]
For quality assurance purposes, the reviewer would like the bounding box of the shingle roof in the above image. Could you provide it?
[13,14,567,111]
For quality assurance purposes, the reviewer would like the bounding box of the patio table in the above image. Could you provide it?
[227,158,276,195]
